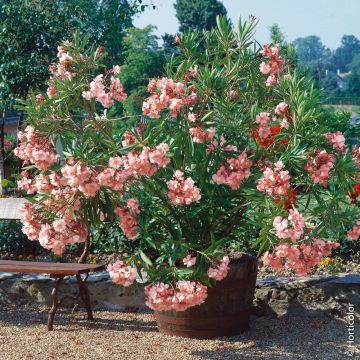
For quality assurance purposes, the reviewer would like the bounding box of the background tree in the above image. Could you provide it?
[321,72,341,97]
[332,35,360,73]
[174,0,227,33]
[120,26,166,116]
[292,35,331,86]
[347,70,360,97]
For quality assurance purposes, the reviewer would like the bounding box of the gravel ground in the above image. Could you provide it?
[0,306,358,360]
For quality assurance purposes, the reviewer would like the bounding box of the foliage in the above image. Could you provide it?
[15,18,359,311]
[347,70,360,97]
[174,0,227,33]
[333,35,360,73]
[120,26,166,116]
[0,220,40,256]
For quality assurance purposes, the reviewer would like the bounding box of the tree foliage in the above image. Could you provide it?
[174,0,227,33]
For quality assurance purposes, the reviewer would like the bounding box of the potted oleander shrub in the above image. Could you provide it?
[15,18,359,338]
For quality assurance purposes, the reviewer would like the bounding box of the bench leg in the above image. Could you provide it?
[48,277,64,331]
[76,274,94,320]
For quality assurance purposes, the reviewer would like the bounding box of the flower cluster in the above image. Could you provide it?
[259,44,284,86]
[206,135,238,154]
[167,170,201,205]
[142,77,197,118]
[189,126,215,144]
[114,198,140,239]
[61,160,100,197]
[19,201,88,255]
[14,126,58,170]
[273,208,305,242]
[82,68,127,108]
[305,150,335,187]
[38,219,88,255]
[326,131,347,154]
[47,45,76,97]
[145,281,208,312]
[4,139,14,150]
[207,256,230,281]
[262,239,340,275]
[257,160,290,197]
[183,255,197,267]
[347,220,360,241]
[107,260,138,287]
[212,152,252,190]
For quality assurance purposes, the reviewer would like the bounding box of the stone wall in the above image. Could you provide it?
[0,271,359,319]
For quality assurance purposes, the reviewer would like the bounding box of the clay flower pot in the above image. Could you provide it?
[155,253,258,339]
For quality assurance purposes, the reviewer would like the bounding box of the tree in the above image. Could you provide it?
[347,70,360,97]
[292,36,331,87]
[269,23,285,45]
[333,35,360,72]
[292,36,330,66]
[120,26,166,115]
[174,0,227,33]
[349,53,360,73]
[321,72,341,97]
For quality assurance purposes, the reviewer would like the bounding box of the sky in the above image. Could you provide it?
[134,0,360,49]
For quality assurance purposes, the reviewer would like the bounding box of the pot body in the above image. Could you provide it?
[155,253,258,339]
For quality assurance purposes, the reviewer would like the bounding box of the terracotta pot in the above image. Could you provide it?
[155,253,258,339]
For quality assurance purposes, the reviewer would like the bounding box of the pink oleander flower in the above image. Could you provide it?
[189,126,215,143]
[187,67,198,78]
[273,208,305,242]
[46,85,57,98]
[255,112,273,139]
[187,112,198,122]
[305,150,335,187]
[183,255,197,268]
[145,281,208,312]
[108,156,123,169]
[259,44,284,87]
[148,143,170,168]
[206,136,238,154]
[35,94,45,103]
[38,219,88,255]
[347,220,360,241]
[14,126,58,170]
[114,198,140,239]
[82,74,127,108]
[326,131,347,154]
[18,176,37,195]
[166,170,201,206]
[112,65,121,74]
[227,89,239,100]
[257,160,290,197]
[142,77,197,119]
[107,260,137,287]
[123,148,157,177]
[60,160,100,197]
[207,256,230,281]
[262,240,339,275]
[213,152,252,190]
[18,202,42,240]
[275,102,289,117]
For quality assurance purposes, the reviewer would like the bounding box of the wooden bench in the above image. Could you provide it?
[0,198,105,330]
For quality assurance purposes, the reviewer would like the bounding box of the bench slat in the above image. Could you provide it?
[0,260,105,275]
